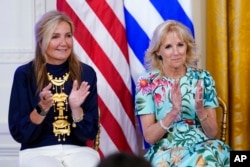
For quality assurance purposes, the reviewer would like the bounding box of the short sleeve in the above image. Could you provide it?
[202,70,219,108]
[134,73,156,116]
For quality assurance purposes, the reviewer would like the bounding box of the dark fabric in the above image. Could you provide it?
[8,61,99,150]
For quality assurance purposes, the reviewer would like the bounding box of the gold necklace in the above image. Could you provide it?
[47,72,71,141]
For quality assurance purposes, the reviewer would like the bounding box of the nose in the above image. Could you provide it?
[59,37,67,45]
[173,46,179,55]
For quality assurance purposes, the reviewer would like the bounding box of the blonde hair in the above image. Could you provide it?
[33,10,81,93]
[144,20,199,75]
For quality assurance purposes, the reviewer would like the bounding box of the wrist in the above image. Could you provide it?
[35,104,48,116]
[72,114,84,128]
[199,114,208,122]
[70,106,82,113]
[159,120,171,131]
[169,110,179,118]
[72,108,84,128]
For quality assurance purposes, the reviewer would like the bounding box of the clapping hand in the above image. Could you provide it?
[171,79,182,115]
[39,83,53,111]
[195,80,206,117]
[69,80,90,110]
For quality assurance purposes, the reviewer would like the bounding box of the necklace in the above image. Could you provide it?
[47,72,71,141]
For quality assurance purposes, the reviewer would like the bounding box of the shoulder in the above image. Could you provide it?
[81,62,96,74]
[187,67,216,88]
[188,67,213,78]
[12,61,35,86]
[136,70,161,92]
[14,61,34,77]
[137,70,160,81]
[80,63,97,82]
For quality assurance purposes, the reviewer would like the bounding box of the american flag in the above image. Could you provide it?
[56,0,194,156]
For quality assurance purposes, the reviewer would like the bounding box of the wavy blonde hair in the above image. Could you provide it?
[144,20,199,75]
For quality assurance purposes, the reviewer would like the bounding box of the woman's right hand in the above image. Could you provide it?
[39,83,53,111]
[170,80,182,115]
[30,83,53,124]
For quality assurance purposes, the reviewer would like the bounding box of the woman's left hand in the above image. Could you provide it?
[69,80,90,110]
[195,80,207,117]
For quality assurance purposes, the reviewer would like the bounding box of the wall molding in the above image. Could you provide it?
[0,122,20,167]
[0,1,55,166]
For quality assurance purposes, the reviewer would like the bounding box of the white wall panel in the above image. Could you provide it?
[0,0,34,63]
[0,0,57,166]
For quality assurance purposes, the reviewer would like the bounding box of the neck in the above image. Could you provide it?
[163,65,186,80]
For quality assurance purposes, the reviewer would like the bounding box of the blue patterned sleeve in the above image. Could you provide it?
[202,70,219,108]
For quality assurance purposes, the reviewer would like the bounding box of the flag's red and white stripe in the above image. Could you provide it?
[57,0,139,156]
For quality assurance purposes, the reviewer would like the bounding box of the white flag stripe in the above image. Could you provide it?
[178,0,193,21]
[128,46,146,83]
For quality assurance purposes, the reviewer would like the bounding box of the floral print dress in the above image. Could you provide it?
[135,67,230,167]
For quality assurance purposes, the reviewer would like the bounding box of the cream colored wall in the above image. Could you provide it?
[192,0,207,68]
[0,1,57,166]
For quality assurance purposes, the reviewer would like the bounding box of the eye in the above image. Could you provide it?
[165,44,171,49]
[51,35,60,39]
[177,43,185,47]
[65,33,72,38]
[66,33,72,38]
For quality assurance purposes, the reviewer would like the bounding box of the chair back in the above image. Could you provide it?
[94,108,101,150]
[86,108,101,150]
[217,97,228,142]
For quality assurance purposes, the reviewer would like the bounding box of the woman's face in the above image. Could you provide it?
[157,31,187,69]
[45,21,73,65]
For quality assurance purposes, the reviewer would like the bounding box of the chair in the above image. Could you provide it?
[93,108,101,150]
[86,108,101,150]
[217,97,228,143]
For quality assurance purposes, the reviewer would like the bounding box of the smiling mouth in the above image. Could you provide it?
[172,58,182,61]
[57,49,68,52]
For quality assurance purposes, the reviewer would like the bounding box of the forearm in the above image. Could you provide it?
[30,102,50,124]
[143,110,179,144]
[71,106,99,141]
[9,112,44,144]
[198,109,218,138]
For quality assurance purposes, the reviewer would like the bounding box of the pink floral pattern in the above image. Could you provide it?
[136,73,172,107]
[135,68,230,167]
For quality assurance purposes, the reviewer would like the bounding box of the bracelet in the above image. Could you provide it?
[159,120,171,131]
[35,104,48,116]
[72,113,84,128]
[199,114,208,122]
